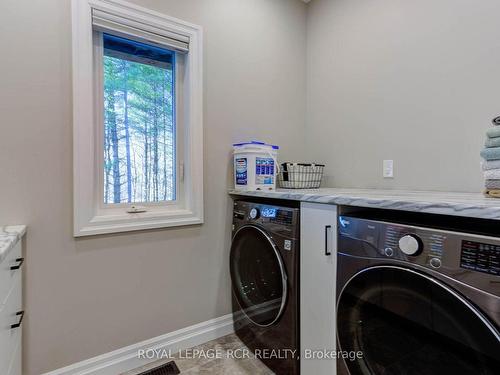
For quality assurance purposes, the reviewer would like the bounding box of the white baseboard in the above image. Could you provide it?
[42,314,234,375]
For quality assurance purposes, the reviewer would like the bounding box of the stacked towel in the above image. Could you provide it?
[482,116,500,198]
[480,147,500,160]
[486,180,500,189]
[482,159,500,170]
[486,126,500,138]
[485,137,500,148]
[485,169,500,180]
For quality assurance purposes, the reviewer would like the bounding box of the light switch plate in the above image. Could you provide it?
[383,160,394,178]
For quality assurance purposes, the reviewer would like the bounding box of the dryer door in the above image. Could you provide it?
[230,225,287,327]
[337,265,500,375]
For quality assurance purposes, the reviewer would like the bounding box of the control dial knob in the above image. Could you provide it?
[398,234,423,256]
[249,208,260,219]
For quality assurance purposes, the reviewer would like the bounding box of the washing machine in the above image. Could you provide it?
[336,210,500,375]
[230,199,300,374]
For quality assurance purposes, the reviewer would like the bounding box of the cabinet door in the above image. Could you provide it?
[300,202,337,375]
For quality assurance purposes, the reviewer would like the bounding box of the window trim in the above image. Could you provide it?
[72,0,203,237]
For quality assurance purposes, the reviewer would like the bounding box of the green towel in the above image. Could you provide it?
[485,137,500,148]
[486,127,500,138]
[481,147,500,160]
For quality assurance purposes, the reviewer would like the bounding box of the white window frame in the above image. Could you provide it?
[72,0,203,237]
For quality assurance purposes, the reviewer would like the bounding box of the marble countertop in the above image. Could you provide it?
[229,188,500,220]
[0,225,26,263]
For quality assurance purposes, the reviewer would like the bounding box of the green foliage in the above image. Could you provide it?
[103,54,175,204]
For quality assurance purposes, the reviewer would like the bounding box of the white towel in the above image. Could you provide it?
[482,160,500,171]
[484,169,500,180]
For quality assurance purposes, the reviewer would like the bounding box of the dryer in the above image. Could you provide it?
[337,212,500,375]
[230,199,300,374]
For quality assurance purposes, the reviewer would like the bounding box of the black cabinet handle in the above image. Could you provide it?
[11,311,24,329]
[10,258,24,270]
[325,225,332,256]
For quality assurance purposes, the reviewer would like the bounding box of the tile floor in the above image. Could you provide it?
[122,333,274,374]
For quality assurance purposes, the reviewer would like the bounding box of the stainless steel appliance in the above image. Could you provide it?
[230,199,300,374]
[337,212,500,375]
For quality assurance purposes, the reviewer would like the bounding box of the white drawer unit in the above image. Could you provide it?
[0,278,22,375]
[0,242,23,306]
[300,202,337,375]
[0,228,25,375]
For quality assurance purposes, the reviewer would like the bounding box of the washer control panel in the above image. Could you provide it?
[460,240,500,276]
[381,224,446,266]
[233,201,299,238]
[338,216,451,268]
[338,215,500,296]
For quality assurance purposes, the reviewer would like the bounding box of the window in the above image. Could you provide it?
[101,33,176,204]
[72,0,203,236]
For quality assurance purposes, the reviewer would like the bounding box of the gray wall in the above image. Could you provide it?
[0,0,306,373]
[306,0,500,192]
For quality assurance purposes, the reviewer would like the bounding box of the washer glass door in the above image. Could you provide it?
[230,225,287,327]
[337,266,500,375]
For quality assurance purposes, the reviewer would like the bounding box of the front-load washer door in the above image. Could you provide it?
[230,225,287,327]
[337,265,500,375]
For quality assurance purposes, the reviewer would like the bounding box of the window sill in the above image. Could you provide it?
[75,209,203,237]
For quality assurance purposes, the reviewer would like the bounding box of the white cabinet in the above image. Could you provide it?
[0,240,24,375]
[300,202,337,375]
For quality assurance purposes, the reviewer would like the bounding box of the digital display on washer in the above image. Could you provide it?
[460,240,500,275]
[261,207,277,218]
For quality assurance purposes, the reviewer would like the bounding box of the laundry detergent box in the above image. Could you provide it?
[233,141,279,191]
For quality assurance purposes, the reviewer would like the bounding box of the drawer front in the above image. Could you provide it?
[0,277,22,375]
[0,242,23,306]
[6,334,21,375]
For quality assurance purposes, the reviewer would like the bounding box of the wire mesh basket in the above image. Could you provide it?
[278,162,325,189]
